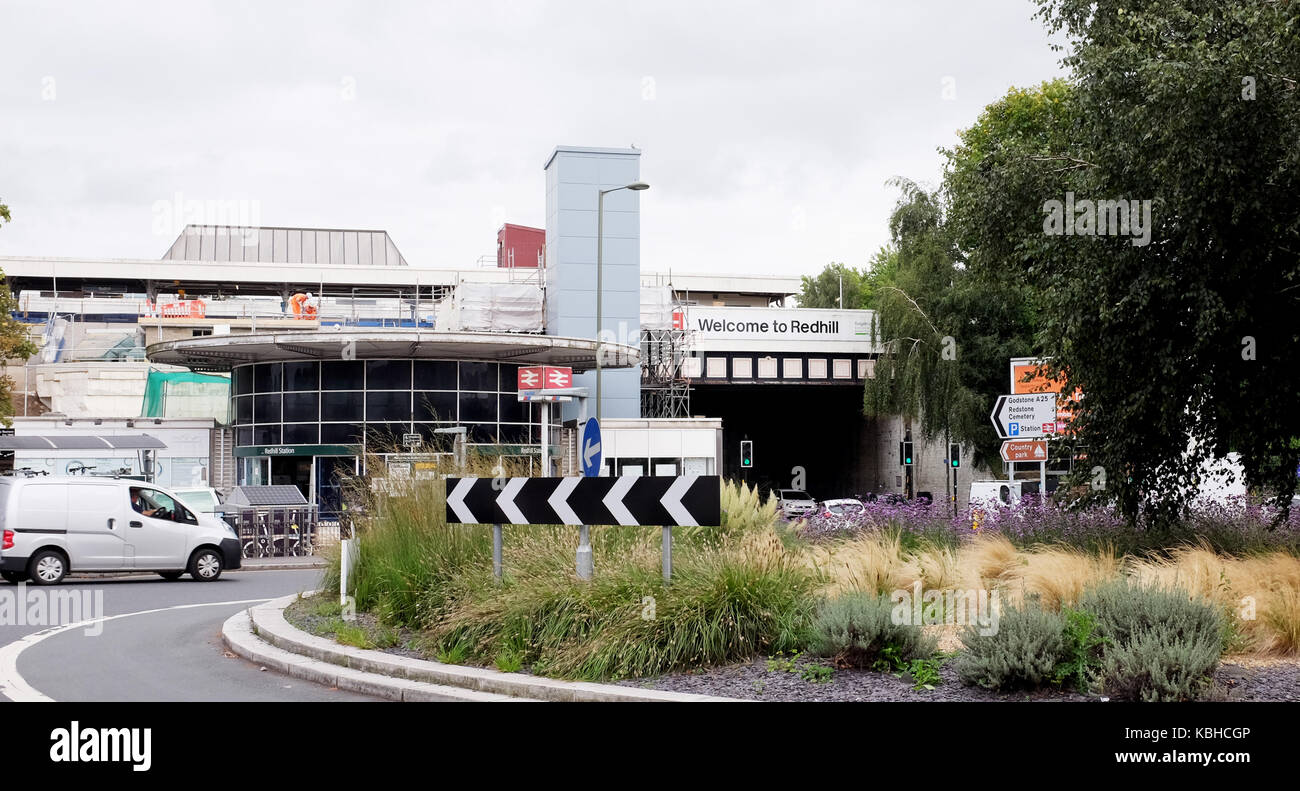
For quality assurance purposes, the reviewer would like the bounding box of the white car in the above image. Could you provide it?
[0,477,241,585]
[817,498,866,518]
[777,489,818,520]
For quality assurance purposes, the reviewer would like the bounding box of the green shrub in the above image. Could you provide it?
[1053,608,1107,693]
[808,592,936,669]
[1080,580,1223,650]
[956,602,1067,690]
[1098,628,1222,702]
[1080,581,1223,701]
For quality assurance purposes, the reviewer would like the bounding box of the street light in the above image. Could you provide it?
[595,181,649,424]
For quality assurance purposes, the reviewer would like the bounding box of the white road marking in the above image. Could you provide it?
[0,597,271,702]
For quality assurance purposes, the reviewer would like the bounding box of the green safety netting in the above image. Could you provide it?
[140,369,231,420]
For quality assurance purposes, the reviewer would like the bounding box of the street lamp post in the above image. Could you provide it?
[595,181,649,425]
[578,181,647,583]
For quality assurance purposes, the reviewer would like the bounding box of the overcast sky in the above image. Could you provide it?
[0,1,1065,279]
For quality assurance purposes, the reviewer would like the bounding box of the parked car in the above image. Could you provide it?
[817,498,866,518]
[969,480,1023,507]
[0,476,241,585]
[171,486,225,519]
[777,489,818,520]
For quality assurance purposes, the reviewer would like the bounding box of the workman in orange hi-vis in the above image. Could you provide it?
[289,291,308,318]
[303,292,319,319]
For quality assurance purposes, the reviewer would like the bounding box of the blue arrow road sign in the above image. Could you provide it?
[581,418,602,478]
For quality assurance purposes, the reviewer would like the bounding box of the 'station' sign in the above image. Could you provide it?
[445,475,720,527]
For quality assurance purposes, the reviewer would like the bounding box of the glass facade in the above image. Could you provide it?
[230,359,539,452]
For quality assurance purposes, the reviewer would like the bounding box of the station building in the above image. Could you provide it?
[0,145,976,515]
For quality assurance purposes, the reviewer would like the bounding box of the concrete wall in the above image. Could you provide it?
[866,415,983,511]
[544,145,642,421]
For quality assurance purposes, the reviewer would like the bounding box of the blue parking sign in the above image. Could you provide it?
[1008,422,1019,436]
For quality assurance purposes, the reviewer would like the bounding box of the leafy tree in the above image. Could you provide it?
[864,80,1076,473]
[798,263,864,309]
[0,198,39,426]
[1027,0,1300,520]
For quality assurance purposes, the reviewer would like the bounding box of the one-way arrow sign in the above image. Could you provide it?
[445,476,721,527]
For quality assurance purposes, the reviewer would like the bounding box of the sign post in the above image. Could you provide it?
[446,475,721,582]
[577,418,602,580]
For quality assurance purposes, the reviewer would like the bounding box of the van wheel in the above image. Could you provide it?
[28,551,67,585]
[158,571,184,581]
[1,571,26,584]
[189,549,223,582]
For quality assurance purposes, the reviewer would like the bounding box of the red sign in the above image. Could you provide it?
[1000,439,1048,463]
[544,366,572,389]
[671,309,685,330]
[517,366,572,391]
[517,366,542,390]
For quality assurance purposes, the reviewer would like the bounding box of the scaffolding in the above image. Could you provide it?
[640,327,692,418]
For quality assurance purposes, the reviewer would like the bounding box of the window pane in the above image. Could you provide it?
[234,396,253,424]
[414,391,457,421]
[498,424,528,443]
[236,427,253,445]
[233,366,253,395]
[365,360,411,390]
[321,391,363,422]
[499,364,520,392]
[282,392,319,422]
[321,423,363,444]
[459,362,496,392]
[321,360,364,390]
[253,425,281,444]
[499,393,529,423]
[415,424,455,452]
[364,423,406,448]
[282,423,319,445]
[468,423,497,443]
[254,363,282,393]
[284,361,319,391]
[414,360,457,390]
[253,394,281,423]
[459,392,497,422]
[366,391,411,421]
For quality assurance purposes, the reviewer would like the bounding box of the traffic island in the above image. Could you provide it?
[223,592,736,702]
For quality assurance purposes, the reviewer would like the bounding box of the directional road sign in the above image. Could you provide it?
[1000,439,1048,462]
[445,475,721,527]
[581,418,602,477]
[990,393,1058,439]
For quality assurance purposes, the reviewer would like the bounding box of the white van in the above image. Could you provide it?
[0,477,241,585]
[969,480,1024,507]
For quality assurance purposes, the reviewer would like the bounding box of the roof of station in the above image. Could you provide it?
[163,225,409,267]
[145,329,639,373]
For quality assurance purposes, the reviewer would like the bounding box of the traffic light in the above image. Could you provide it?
[950,443,960,468]
[900,441,914,466]
[740,440,753,468]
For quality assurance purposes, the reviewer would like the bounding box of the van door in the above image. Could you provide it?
[66,483,129,571]
[127,486,192,568]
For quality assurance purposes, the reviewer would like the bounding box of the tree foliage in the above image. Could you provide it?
[798,251,897,310]
[1026,0,1300,520]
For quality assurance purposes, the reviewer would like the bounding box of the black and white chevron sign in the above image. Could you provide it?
[445,476,720,527]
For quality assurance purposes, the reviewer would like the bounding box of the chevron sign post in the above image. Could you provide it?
[445,475,721,581]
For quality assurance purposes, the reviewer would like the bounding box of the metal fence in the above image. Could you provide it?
[224,505,319,558]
